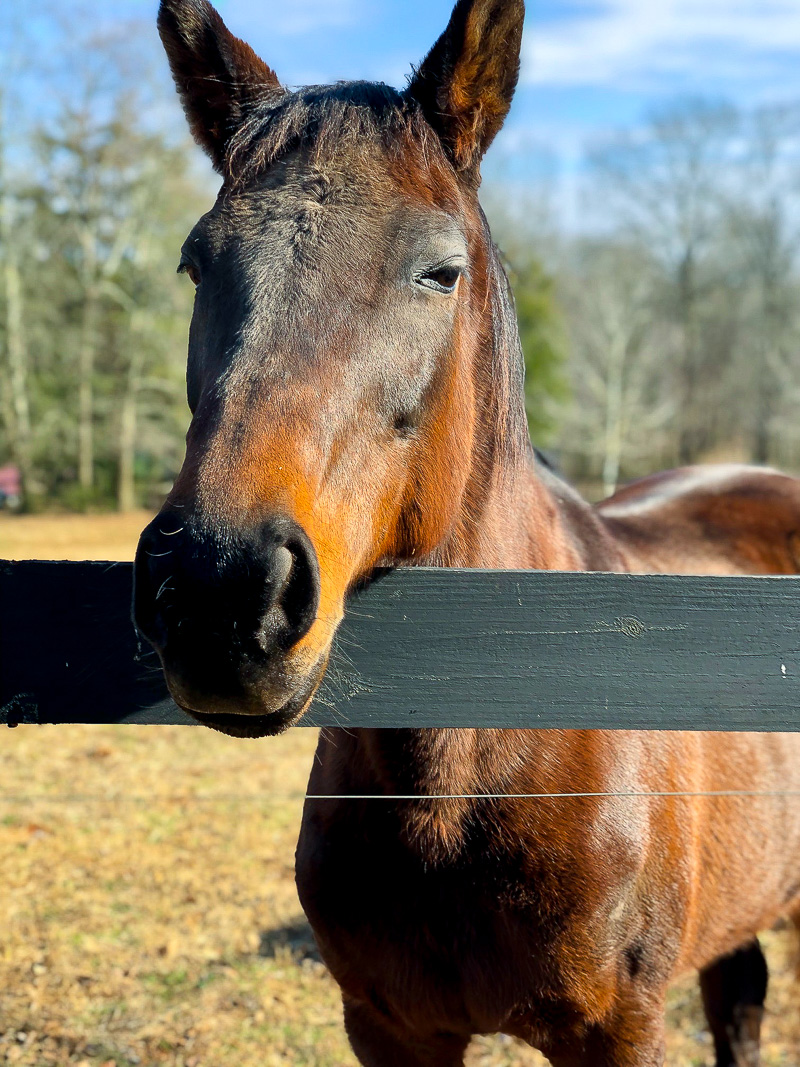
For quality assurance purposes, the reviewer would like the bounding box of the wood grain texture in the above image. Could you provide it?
[2,560,799,729]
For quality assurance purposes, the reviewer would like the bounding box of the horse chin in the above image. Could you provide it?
[172,658,328,739]
[188,704,304,738]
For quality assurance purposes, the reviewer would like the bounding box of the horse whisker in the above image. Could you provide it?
[155,576,175,600]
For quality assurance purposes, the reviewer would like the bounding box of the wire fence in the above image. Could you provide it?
[4,789,800,802]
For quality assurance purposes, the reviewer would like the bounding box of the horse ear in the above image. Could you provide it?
[406,0,524,178]
[158,0,283,172]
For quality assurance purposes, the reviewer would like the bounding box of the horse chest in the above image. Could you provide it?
[295,803,628,1035]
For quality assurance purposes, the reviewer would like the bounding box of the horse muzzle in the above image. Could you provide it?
[133,511,327,736]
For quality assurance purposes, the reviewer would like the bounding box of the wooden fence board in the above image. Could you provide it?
[2,560,800,730]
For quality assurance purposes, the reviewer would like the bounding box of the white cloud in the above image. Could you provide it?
[225,0,360,38]
[524,0,800,91]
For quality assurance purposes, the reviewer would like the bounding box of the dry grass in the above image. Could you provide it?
[0,512,155,563]
[1,514,799,1065]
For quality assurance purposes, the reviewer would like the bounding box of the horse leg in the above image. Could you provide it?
[342,997,470,1067]
[543,996,667,1067]
[541,1002,665,1062]
[548,1030,666,1067]
[699,939,768,1067]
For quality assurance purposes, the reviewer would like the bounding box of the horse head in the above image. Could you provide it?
[134,0,528,736]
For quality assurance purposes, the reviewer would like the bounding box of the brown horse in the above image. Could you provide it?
[135,0,800,1063]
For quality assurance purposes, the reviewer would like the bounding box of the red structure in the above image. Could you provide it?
[0,465,21,508]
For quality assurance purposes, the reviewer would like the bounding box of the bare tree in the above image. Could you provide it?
[589,100,741,464]
[723,104,800,464]
[0,94,34,504]
[0,10,209,511]
[557,239,674,493]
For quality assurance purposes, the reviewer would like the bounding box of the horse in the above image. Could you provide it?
[134,0,800,1063]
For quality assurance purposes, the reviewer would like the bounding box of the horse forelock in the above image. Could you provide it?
[224,81,416,187]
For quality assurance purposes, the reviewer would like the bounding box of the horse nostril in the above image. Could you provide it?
[135,513,320,663]
[273,545,293,592]
[281,535,319,643]
[258,529,320,652]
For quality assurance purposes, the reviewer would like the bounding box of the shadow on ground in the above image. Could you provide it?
[258,917,322,963]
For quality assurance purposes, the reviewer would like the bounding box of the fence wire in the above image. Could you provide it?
[4,789,800,802]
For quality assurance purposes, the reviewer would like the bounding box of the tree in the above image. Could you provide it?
[483,188,569,445]
[589,100,741,465]
[723,105,800,464]
[0,92,34,506]
[0,12,211,511]
[556,239,675,493]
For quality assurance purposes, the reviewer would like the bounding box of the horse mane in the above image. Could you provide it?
[225,81,418,186]
[224,80,530,472]
[481,214,529,471]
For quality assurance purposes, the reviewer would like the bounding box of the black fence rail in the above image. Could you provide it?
[1,560,799,730]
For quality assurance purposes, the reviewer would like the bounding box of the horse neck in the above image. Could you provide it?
[425,228,627,574]
[342,465,623,800]
[430,452,627,572]
[318,279,629,857]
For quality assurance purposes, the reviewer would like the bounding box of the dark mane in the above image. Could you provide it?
[482,215,529,470]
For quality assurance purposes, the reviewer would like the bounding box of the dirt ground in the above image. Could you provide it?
[1,513,799,1065]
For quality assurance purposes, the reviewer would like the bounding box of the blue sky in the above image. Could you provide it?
[210,0,800,158]
[8,0,800,192]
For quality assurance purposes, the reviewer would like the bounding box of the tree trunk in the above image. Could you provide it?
[117,318,143,513]
[602,335,626,497]
[676,249,698,465]
[3,247,33,499]
[77,230,98,494]
[753,343,772,466]
[117,392,137,511]
[0,128,33,506]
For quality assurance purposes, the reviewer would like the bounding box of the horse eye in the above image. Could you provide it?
[418,266,461,293]
[177,258,201,287]
[393,412,417,437]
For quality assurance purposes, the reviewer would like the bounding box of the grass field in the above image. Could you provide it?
[0,512,156,563]
[1,513,799,1065]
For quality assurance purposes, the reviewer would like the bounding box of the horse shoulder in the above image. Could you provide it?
[595,464,800,575]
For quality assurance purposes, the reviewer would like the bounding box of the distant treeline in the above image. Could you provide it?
[510,99,800,497]
[0,12,211,512]
[1,15,799,509]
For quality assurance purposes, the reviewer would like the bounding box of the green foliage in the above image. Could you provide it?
[0,66,210,511]
[508,256,569,442]
[482,190,569,446]
[9,18,798,512]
